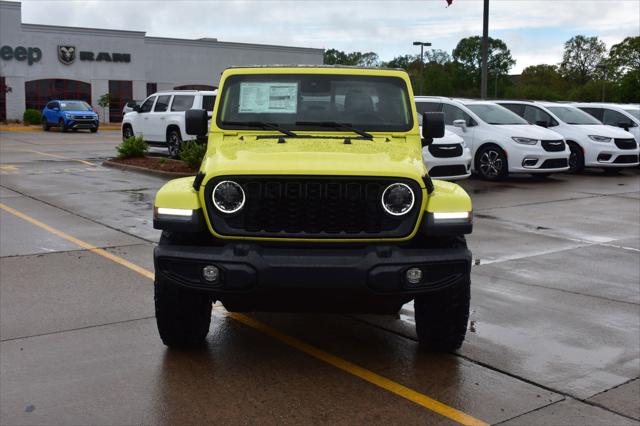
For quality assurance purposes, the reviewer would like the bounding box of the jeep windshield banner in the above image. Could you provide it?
[239,82,298,114]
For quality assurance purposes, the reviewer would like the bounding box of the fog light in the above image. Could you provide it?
[597,153,612,162]
[202,265,219,282]
[522,158,538,167]
[406,267,423,285]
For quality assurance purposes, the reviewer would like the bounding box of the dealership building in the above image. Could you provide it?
[0,1,324,122]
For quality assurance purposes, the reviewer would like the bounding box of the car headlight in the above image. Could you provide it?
[212,181,245,214]
[512,137,539,145]
[381,183,415,216]
[588,135,612,143]
[63,112,73,118]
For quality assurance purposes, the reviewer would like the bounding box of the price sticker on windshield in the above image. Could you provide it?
[239,82,298,114]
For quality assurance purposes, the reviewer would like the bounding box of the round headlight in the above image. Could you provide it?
[212,180,245,214]
[381,183,415,216]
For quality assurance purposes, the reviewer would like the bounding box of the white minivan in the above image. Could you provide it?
[416,97,570,180]
[498,101,639,172]
[573,103,640,144]
[122,90,216,158]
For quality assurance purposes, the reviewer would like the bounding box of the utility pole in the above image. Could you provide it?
[413,41,431,96]
[480,0,489,99]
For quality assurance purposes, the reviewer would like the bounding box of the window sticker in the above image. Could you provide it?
[239,82,298,114]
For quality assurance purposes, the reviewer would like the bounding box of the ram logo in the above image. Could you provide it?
[57,45,76,65]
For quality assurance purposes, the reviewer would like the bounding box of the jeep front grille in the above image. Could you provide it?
[204,176,423,239]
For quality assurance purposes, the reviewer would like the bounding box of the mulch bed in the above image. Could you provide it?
[110,156,197,173]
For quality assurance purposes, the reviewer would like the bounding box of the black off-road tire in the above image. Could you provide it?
[475,145,508,181]
[568,142,584,173]
[122,124,134,141]
[167,128,182,159]
[414,237,471,352]
[154,276,212,348]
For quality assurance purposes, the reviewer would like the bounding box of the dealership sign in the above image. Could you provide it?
[0,45,42,65]
[58,45,131,65]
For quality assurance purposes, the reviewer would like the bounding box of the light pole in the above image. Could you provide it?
[493,69,499,98]
[413,41,431,96]
[480,0,490,99]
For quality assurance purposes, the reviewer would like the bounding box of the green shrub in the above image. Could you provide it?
[116,136,148,158]
[23,109,42,125]
[179,140,207,169]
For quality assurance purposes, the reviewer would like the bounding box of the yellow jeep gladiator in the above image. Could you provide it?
[153,66,473,352]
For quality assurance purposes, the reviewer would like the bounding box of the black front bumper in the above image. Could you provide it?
[154,241,471,313]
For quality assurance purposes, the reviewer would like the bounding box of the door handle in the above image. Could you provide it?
[160,117,166,120]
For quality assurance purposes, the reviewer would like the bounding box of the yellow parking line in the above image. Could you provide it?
[22,149,96,167]
[0,202,488,426]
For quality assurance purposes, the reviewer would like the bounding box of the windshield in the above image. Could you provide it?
[623,108,640,120]
[465,104,528,125]
[60,101,91,111]
[546,106,601,125]
[217,74,413,132]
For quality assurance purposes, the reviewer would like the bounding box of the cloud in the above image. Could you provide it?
[19,0,640,74]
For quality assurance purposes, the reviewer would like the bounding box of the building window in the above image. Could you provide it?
[108,80,132,123]
[173,84,216,91]
[25,79,91,112]
[146,82,157,96]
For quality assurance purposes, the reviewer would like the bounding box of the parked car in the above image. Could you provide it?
[41,100,99,133]
[121,90,216,158]
[497,101,639,173]
[573,103,640,144]
[416,97,569,180]
[152,66,474,352]
[122,100,142,115]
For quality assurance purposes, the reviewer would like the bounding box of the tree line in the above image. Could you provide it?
[323,35,639,102]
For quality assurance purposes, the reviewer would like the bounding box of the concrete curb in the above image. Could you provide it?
[102,159,196,179]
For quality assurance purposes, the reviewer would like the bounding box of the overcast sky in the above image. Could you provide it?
[19,0,640,73]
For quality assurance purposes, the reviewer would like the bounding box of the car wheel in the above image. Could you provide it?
[414,236,470,352]
[59,119,67,133]
[568,142,584,173]
[42,118,49,131]
[122,125,134,141]
[167,129,182,159]
[154,275,212,347]
[90,128,98,133]
[476,145,507,180]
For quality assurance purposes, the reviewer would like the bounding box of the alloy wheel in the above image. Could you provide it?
[479,149,503,178]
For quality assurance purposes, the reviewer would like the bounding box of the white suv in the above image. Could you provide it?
[416,97,569,180]
[121,90,216,158]
[573,103,640,144]
[497,101,639,172]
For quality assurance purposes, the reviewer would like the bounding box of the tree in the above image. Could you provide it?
[425,49,451,65]
[384,54,418,70]
[452,36,515,96]
[559,35,607,85]
[323,49,380,67]
[98,93,110,124]
[607,36,640,78]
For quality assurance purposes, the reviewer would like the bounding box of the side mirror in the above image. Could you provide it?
[452,119,467,132]
[53,107,60,111]
[186,109,209,136]
[132,105,141,113]
[421,112,445,146]
[536,120,549,128]
[618,122,630,132]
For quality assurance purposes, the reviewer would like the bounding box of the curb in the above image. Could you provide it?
[102,159,196,178]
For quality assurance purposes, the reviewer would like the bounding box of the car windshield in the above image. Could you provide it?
[623,108,640,120]
[465,104,528,125]
[546,106,601,125]
[60,101,91,111]
[217,73,413,133]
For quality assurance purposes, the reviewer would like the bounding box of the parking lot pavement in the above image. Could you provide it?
[1,130,639,425]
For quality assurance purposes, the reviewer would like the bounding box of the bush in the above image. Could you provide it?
[116,136,148,158]
[23,109,42,125]
[179,140,207,169]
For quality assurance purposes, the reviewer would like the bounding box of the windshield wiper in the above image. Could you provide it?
[295,121,373,140]
[221,121,298,138]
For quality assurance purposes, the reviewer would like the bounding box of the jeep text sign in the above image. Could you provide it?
[0,45,42,65]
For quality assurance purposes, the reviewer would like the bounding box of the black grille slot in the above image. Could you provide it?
[540,158,568,169]
[541,140,566,152]
[613,155,639,164]
[428,144,463,158]
[205,176,422,239]
[614,138,638,150]
[428,165,468,177]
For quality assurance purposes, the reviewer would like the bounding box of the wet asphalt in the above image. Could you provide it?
[0,129,638,425]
